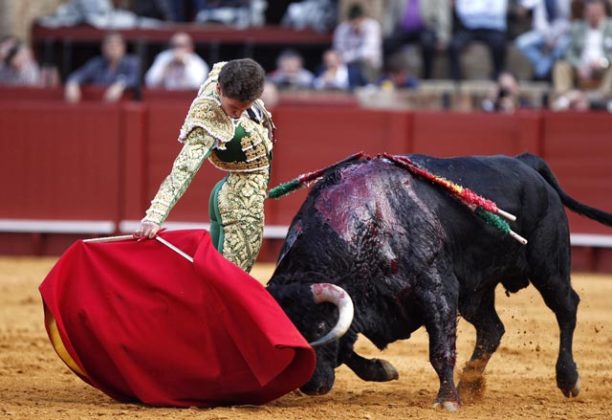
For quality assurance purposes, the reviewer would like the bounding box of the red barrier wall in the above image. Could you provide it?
[412,111,542,156]
[541,112,612,234]
[0,102,121,220]
[268,106,412,224]
[1,95,611,271]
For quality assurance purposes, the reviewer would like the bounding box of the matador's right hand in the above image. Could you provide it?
[134,221,161,240]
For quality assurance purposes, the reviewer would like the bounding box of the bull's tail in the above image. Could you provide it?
[517,153,612,226]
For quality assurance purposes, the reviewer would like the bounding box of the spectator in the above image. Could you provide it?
[131,0,176,21]
[65,32,139,103]
[137,0,220,22]
[194,0,264,28]
[0,39,42,86]
[449,0,509,81]
[333,3,382,82]
[39,0,140,29]
[383,0,451,79]
[313,49,366,90]
[268,49,314,89]
[481,71,530,113]
[515,0,572,80]
[0,36,19,77]
[0,36,18,62]
[282,0,338,33]
[551,88,591,110]
[145,32,209,90]
[377,52,419,90]
[553,0,612,93]
[261,80,280,108]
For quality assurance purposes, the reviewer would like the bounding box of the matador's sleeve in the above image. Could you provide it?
[143,127,215,225]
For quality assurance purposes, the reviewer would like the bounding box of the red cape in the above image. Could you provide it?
[39,229,315,407]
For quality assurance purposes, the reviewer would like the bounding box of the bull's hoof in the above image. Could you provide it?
[458,366,486,402]
[433,400,460,412]
[457,374,486,402]
[350,358,399,382]
[376,358,399,381]
[556,360,580,398]
[561,377,581,398]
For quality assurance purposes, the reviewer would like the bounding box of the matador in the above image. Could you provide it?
[135,59,274,272]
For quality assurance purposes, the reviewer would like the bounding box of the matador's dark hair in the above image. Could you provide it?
[218,58,265,103]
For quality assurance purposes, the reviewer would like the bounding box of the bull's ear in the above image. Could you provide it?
[309,284,354,347]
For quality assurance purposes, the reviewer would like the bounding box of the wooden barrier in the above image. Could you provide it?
[0,96,611,271]
[412,111,542,156]
[541,111,612,234]
[0,102,122,220]
[268,106,412,224]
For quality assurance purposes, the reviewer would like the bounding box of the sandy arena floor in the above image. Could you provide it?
[1,257,611,420]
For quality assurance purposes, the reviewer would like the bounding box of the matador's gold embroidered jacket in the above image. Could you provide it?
[143,62,274,271]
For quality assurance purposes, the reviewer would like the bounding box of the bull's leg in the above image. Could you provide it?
[526,226,581,398]
[457,287,505,401]
[344,350,399,382]
[417,274,460,411]
[530,273,580,397]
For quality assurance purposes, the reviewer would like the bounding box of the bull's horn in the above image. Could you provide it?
[309,283,355,347]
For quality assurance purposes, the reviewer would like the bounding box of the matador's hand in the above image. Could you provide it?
[134,221,161,239]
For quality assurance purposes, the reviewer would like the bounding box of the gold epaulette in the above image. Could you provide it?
[178,96,235,145]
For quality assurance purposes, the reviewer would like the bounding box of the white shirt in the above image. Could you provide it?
[333,17,382,70]
[145,50,209,90]
[520,0,570,39]
[455,0,508,31]
[581,26,605,66]
[313,65,350,90]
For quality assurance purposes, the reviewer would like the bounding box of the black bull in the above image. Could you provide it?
[266,153,612,410]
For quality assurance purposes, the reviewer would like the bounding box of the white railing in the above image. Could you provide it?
[0,219,609,246]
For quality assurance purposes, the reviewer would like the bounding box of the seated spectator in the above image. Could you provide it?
[0,36,18,62]
[449,0,509,81]
[377,52,418,90]
[383,0,451,80]
[516,0,572,80]
[39,0,140,29]
[65,32,139,103]
[551,88,591,110]
[553,0,612,93]
[268,49,314,90]
[131,0,176,21]
[134,0,217,22]
[0,38,42,87]
[282,0,338,33]
[261,80,280,108]
[481,71,531,113]
[313,49,366,91]
[145,32,209,90]
[194,0,262,28]
[333,3,382,82]
[1,37,21,80]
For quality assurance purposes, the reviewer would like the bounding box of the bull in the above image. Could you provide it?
[266,153,612,411]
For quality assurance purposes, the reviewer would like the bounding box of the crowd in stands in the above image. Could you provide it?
[2,0,612,112]
[64,32,139,103]
[144,31,209,90]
